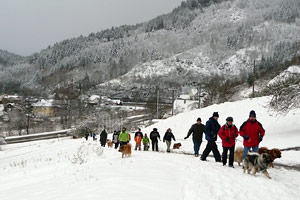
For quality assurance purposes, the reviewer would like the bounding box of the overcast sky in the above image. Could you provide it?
[0,0,183,56]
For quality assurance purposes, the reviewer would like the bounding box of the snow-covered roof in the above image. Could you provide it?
[287,65,300,74]
[32,99,53,107]
[89,95,100,101]
[179,94,190,100]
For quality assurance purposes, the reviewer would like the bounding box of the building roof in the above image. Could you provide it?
[89,95,100,101]
[33,99,53,107]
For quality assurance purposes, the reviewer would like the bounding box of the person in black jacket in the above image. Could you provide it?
[163,128,176,153]
[184,117,205,157]
[200,112,221,162]
[100,127,108,147]
[134,128,144,139]
[150,128,160,151]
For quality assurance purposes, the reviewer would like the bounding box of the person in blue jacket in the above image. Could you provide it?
[200,112,221,162]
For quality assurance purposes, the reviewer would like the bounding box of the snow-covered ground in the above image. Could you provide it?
[1,96,300,200]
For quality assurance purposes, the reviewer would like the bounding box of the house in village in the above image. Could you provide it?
[88,95,100,105]
[1,95,22,104]
[3,103,17,112]
[32,99,54,117]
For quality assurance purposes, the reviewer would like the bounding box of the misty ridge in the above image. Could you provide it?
[0,0,300,105]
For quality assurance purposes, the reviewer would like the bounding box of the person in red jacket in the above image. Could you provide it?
[218,117,238,167]
[239,110,265,159]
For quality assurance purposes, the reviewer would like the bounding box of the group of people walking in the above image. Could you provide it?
[106,127,176,153]
[94,110,265,168]
[185,110,265,167]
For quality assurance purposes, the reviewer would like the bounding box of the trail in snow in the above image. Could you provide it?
[1,138,300,200]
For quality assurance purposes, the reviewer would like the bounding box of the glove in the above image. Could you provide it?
[184,137,188,140]
[259,135,263,142]
[225,137,230,142]
[243,135,249,141]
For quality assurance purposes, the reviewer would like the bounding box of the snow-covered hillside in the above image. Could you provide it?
[2,0,300,94]
[144,96,300,151]
[1,96,300,200]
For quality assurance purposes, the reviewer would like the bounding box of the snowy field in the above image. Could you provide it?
[1,96,300,200]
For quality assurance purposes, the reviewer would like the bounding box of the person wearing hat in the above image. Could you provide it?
[239,110,265,159]
[150,128,161,151]
[184,117,205,157]
[200,112,222,162]
[218,117,238,167]
[119,127,130,146]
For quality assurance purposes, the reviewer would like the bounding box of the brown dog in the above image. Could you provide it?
[259,147,282,168]
[234,147,244,166]
[119,144,132,158]
[107,141,113,148]
[173,143,182,149]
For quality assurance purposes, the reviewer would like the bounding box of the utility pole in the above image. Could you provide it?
[252,60,256,98]
[169,88,176,116]
[156,87,159,119]
[135,91,137,111]
[198,84,201,109]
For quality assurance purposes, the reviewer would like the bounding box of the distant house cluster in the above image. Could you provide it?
[88,95,122,106]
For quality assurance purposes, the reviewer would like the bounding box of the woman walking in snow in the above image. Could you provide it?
[112,130,120,149]
[218,117,238,167]
[163,128,176,153]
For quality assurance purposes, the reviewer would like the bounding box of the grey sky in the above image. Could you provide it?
[0,0,183,56]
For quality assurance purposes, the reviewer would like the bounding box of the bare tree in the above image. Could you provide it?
[268,76,300,113]
[53,84,80,129]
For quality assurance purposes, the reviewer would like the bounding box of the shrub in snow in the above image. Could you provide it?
[69,142,103,164]
[267,76,300,113]
[70,144,89,164]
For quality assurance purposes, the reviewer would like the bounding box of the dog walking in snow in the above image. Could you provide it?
[243,152,273,179]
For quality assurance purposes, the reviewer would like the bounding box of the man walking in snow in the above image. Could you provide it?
[100,127,108,147]
[200,112,222,162]
[239,110,265,159]
[119,127,130,146]
[184,117,205,157]
[150,128,160,151]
